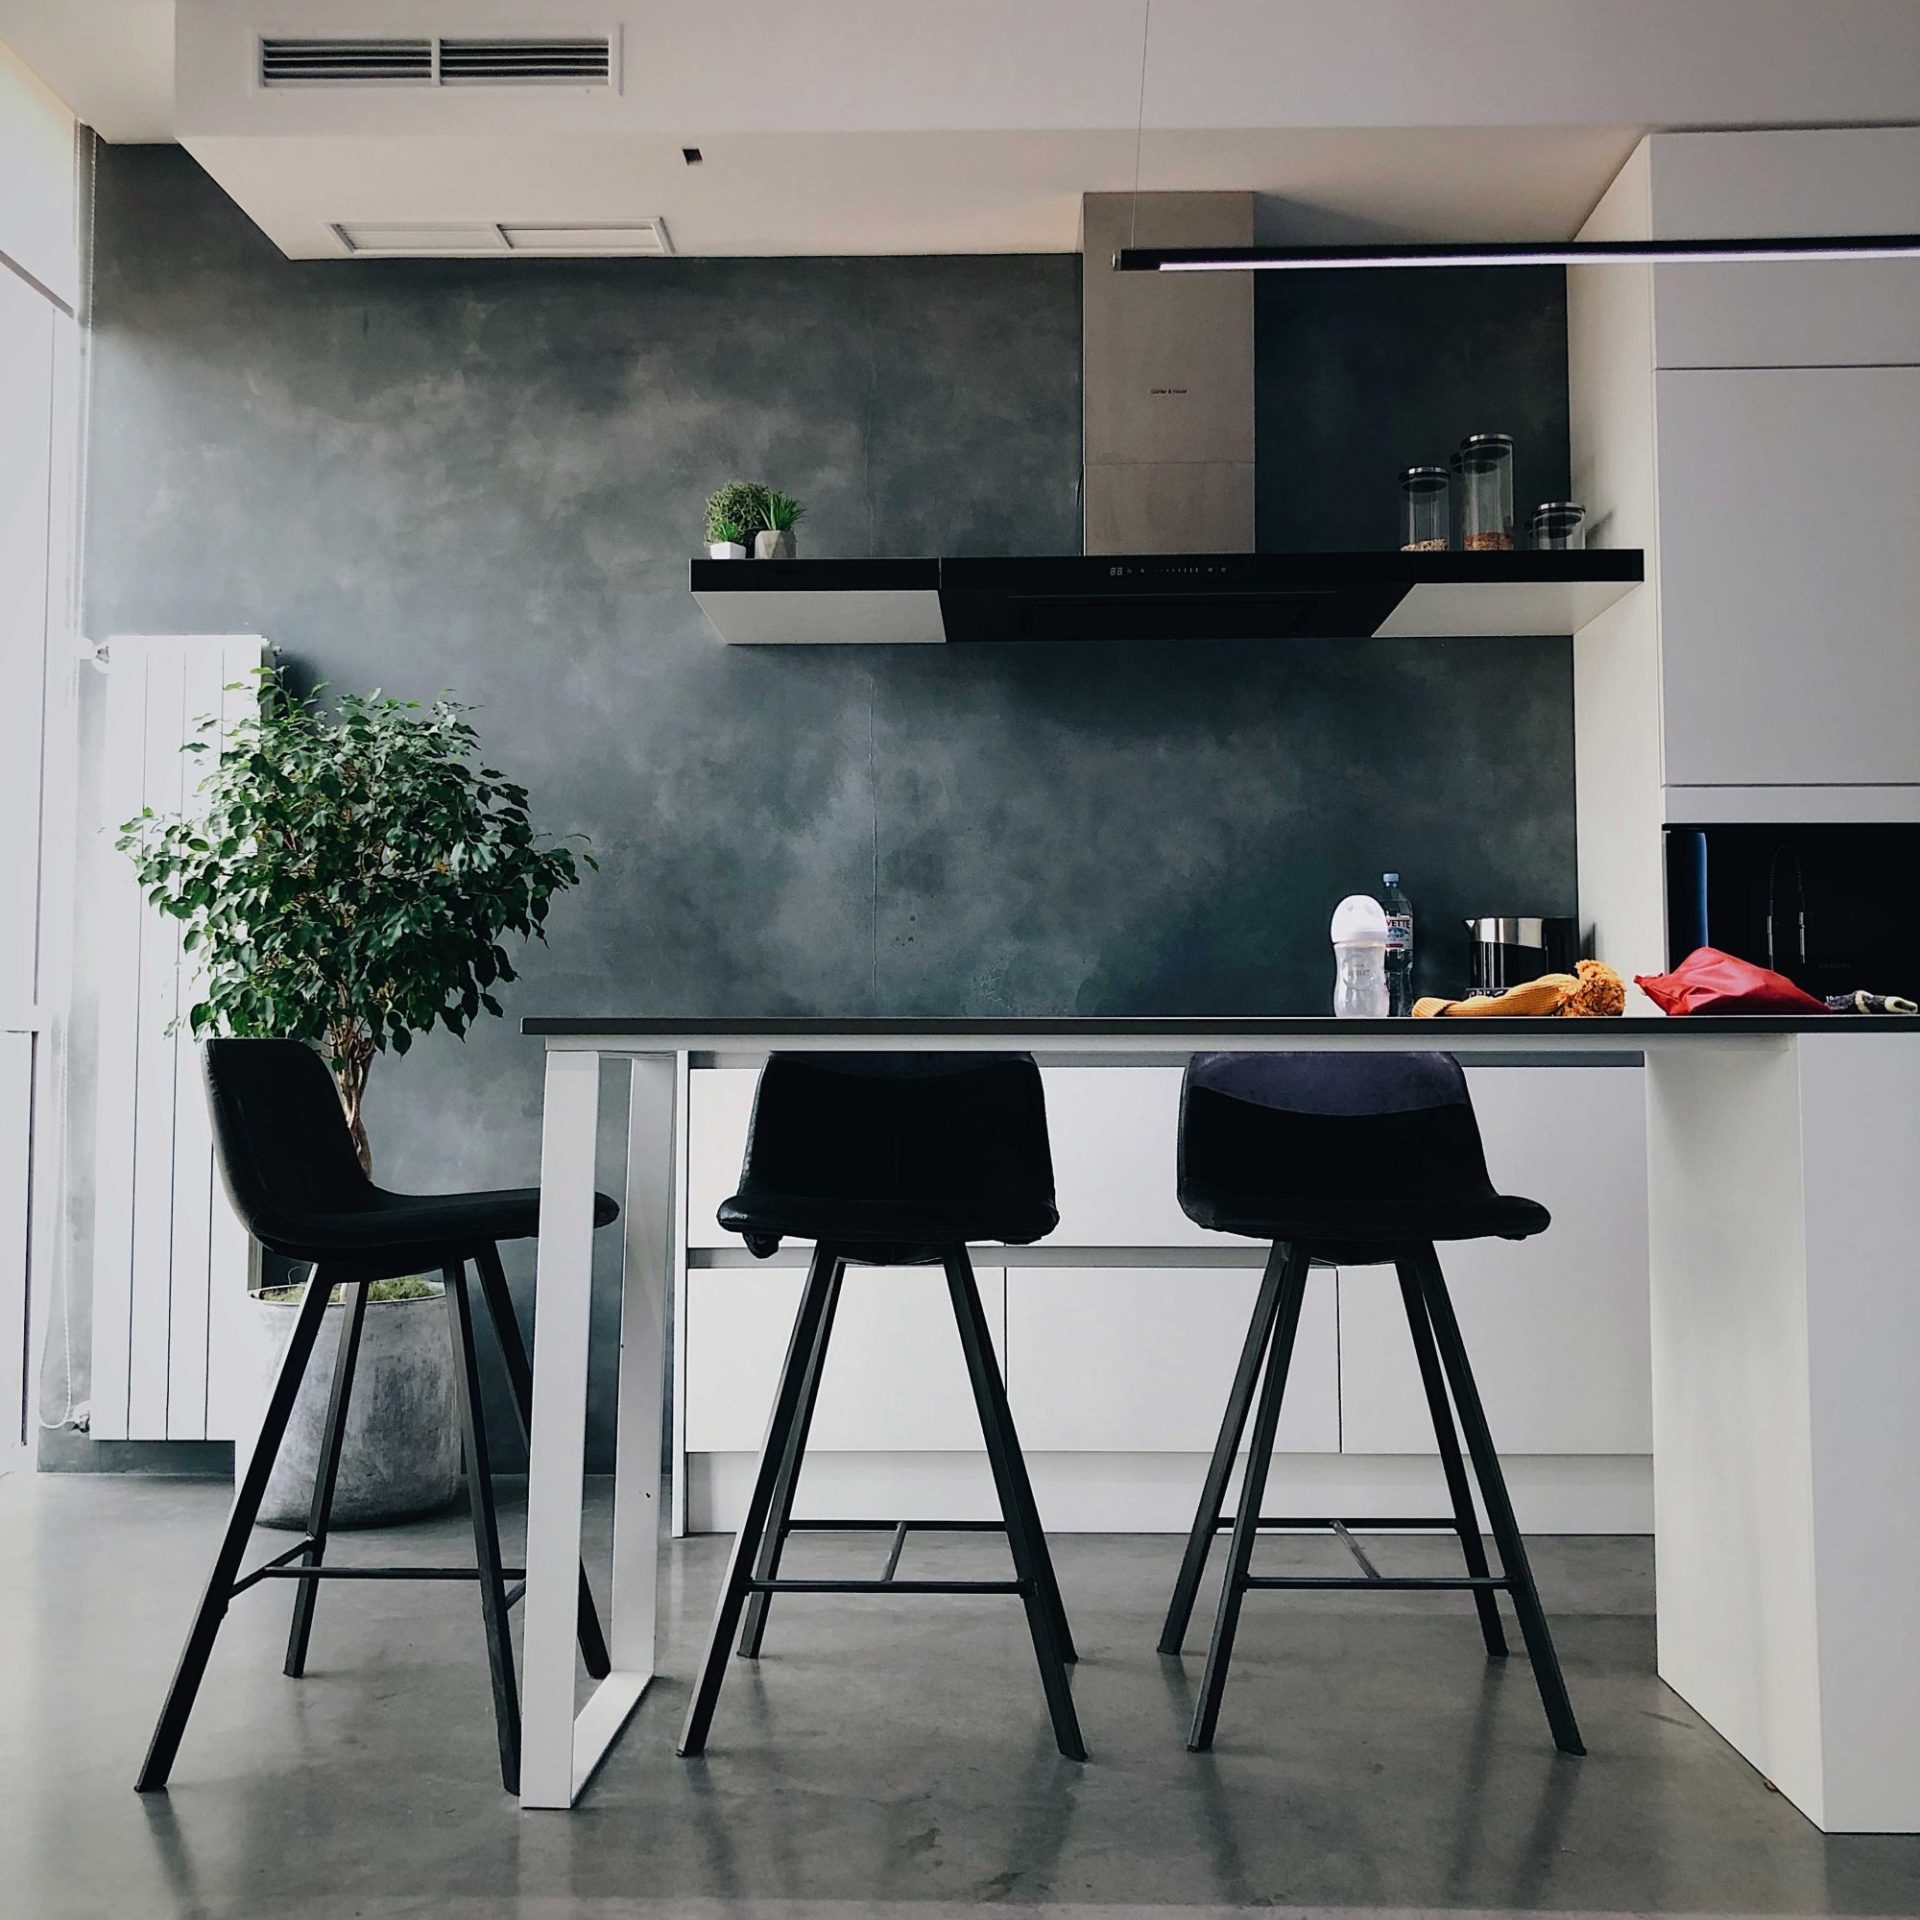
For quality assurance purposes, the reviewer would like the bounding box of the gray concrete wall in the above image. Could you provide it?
[57,146,1577,1469]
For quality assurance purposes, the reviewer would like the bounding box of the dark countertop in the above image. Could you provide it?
[523,1014,1917,1037]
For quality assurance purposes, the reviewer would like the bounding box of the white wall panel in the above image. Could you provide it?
[88,636,263,1440]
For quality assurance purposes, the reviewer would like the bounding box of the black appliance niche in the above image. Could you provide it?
[1665,822,1920,1003]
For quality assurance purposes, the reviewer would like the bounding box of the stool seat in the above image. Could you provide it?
[716,1189,1057,1263]
[1178,1049,1550,1257]
[256,1187,620,1276]
[716,1051,1060,1261]
[1181,1189,1549,1257]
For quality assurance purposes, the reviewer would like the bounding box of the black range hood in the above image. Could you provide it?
[689,549,1645,646]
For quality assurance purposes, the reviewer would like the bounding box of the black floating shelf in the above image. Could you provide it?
[689,550,1645,646]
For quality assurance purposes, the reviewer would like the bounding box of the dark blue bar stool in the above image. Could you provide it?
[677,1051,1084,1760]
[136,1039,618,1795]
[1161,1051,1584,1757]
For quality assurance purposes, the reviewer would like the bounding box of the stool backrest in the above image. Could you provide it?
[1179,1051,1498,1213]
[202,1038,374,1246]
[741,1052,1055,1209]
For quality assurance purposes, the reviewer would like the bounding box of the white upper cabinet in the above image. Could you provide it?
[1656,365,1920,788]
[1648,129,1920,371]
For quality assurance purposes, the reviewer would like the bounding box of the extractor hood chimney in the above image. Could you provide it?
[1081,191,1254,555]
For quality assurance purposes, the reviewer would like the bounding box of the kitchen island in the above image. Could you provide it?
[515,1015,1919,1833]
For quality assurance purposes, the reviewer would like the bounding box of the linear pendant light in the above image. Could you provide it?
[1114,234,1920,272]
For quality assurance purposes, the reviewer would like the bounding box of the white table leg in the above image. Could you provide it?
[520,1046,679,1808]
[609,1056,677,1670]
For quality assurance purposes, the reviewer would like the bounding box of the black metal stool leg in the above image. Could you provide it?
[1159,1241,1289,1654]
[1414,1245,1584,1756]
[283,1277,368,1678]
[445,1262,521,1793]
[1395,1257,1508,1660]
[989,1352,1079,1667]
[943,1247,1086,1761]
[1189,1243,1310,1753]
[471,1241,611,1679]
[137,1268,334,1791]
[679,1244,841,1757]
[738,1257,846,1658]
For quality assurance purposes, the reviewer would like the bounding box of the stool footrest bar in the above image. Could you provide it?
[1212,1514,1463,1533]
[744,1577,1027,1595]
[234,1563,526,1596]
[782,1518,1008,1533]
[1242,1574,1512,1591]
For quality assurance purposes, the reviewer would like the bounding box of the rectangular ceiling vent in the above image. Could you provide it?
[333,220,672,258]
[260,38,433,86]
[437,38,614,85]
[261,35,613,90]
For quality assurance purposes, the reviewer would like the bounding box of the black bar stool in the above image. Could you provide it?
[677,1051,1084,1760]
[1160,1051,1584,1758]
[136,1038,619,1795]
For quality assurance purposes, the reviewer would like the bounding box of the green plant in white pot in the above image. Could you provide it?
[704,480,768,559]
[119,666,592,1524]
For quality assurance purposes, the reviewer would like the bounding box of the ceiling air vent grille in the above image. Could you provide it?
[260,38,433,87]
[437,37,613,85]
[260,35,614,90]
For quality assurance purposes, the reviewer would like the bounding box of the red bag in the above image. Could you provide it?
[1634,946,1829,1016]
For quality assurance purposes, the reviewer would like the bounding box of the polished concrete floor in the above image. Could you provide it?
[3,1473,1917,1920]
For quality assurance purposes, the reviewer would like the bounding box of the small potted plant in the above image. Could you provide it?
[705,480,769,559]
[755,490,805,560]
[119,667,592,1526]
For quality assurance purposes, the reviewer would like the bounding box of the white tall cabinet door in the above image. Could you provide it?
[1006,1266,1339,1455]
[1656,367,1920,790]
[1339,1068,1650,1457]
[685,1265,1006,1454]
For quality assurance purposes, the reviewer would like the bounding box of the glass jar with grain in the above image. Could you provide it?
[1399,466,1450,552]
[1455,433,1515,551]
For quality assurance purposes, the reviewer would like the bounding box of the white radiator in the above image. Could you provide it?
[89,636,264,1441]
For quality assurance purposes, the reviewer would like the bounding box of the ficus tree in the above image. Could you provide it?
[119,667,593,1170]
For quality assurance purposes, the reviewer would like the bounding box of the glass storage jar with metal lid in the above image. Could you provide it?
[1399,466,1450,551]
[1455,433,1515,550]
[1529,501,1586,550]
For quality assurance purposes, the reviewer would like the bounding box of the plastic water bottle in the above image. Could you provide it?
[1382,872,1414,1017]
[1331,894,1390,1018]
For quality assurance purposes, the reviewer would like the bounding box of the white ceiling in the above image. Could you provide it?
[2,0,1918,256]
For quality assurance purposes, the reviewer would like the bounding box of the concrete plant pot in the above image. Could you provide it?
[754,528,796,560]
[245,1283,461,1530]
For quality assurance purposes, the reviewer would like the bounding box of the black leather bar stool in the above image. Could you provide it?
[1161,1051,1584,1758]
[677,1051,1084,1760]
[136,1038,618,1795]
